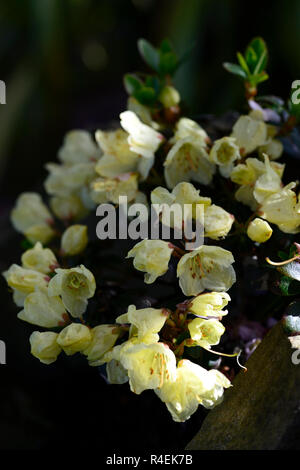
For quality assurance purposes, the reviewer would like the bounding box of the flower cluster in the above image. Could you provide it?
[3,36,300,424]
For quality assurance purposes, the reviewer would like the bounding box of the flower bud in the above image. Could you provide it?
[30,331,61,364]
[25,224,56,245]
[247,218,273,243]
[61,225,88,256]
[21,242,58,274]
[159,86,180,108]
[57,323,92,355]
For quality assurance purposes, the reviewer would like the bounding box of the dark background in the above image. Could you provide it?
[0,0,300,450]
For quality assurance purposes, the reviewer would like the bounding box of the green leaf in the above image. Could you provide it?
[123,74,142,95]
[223,62,247,79]
[159,51,178,76]
[21,239,34,250]
[279,261,300,282]
[134,86,157,105]
[137,38,159,72]
[245,37,268,74]
[237,52,250,74]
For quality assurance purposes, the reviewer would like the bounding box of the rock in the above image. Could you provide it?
[186,320,300,450]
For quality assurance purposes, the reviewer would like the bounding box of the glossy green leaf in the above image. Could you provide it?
[137,38,159,72]
[123,74,142,95]
[223,62,247,79]
[245,37,268,74]
[134,86,157,105]
[159,51,178,76]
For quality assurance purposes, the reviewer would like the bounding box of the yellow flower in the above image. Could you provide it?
[30,331,61,365]
[61,225,88,256]
[116,304,169,343]
[3,264,49,295]
[247,218,273,243]
[127,240,173,284]
[188,318,225,349]
[156,359,231,422]
[11,192,53,232]
[177,246,236,296]
[209,137,240,177]
[21,242,58,274]
[231,115,267,155]
[83,325,119,366]
[90,173,138,204]
[57,323,92,355]
[158,86,180,108]
[45,162,96,197]
[151,182,211,230]
[259,182,300,233]
[48,265,96,317]
[11,193,54,242]
[232,157,285,210]
[95,129,140,175]
[50,194,89,222]
[188,292,230,318]
[164,138,215,189]
[120,111,164,159]
[119,342,177,395]
[58,130,101,165]
[172,117,208,146]
[18,287,67,328]
[203,204,234,240]
[25,224,56,245]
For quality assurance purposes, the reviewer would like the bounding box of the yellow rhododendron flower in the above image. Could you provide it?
[3,264,49,296]
[259,182,300,233]
[151,182,211,230]
[120,110,164,159]
[45,162,96,197]
[127,239,173,284]
[95,129,139,175]
[151,182,233,239]
[18,287,67,328]
[171,117,208,147]
[177,246,236,296]
[247,218,273,243]
[158,86,180,108]
[119,342,177,395]
[156,359,231,422]
[30,331,61,365]
[164,138,215,189]
[61,225,88,256]
[95,128,154,181]
[21,242,58,274]
[90,173,138,204]
[116,304,169,343]
[25,224,56,245]
[209,136,240,177]
[57,323,92,355]
[83,325,119,366]
[188,291,230,318]
[231,115,267,155]
[188,318,225,349]
[11,192,53,233]
[48,265,96,317]
[203,204,234,239]
[58,130,101,165]
[50,194,89,222]
[11,193,54,243]
[232,157,285,210]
